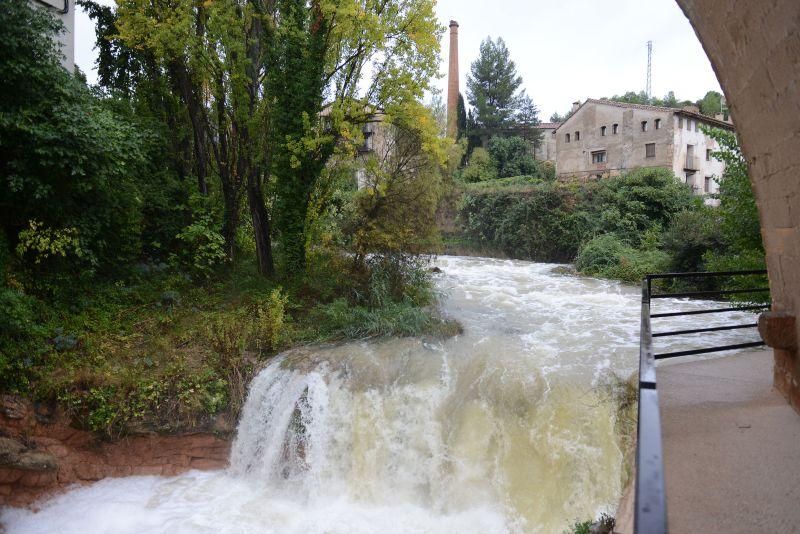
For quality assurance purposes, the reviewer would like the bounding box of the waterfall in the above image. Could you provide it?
[2,257,761,534]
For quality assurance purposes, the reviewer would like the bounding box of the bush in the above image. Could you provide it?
[459,147,496,183]
[173,211,228,280]
[585,167,696,246]
[661,208,724,273]
[251,288,289,353]
[487,136,537,178]
[459,182,588,262]
[576,234,668,283]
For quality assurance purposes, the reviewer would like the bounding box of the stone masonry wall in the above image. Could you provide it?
[675,0,800,408]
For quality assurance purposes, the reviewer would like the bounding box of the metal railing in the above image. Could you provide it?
[634,270,769,533]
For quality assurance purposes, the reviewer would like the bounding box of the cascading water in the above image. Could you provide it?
[2,257,762,533]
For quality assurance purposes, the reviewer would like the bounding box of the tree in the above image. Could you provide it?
[487,136,536,178]
[698,91,723,116]
[428,93,447,137]
[0,0,178,290]
[704,127,762,255]
[466,37,530,133]
[457,93,468,140]
[115,0,275,274]
[515,96,542,147]
[268,0,442,273]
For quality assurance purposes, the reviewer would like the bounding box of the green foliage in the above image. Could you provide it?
[587,167,696,246]
[173,213,228,280]
[0,0,179,294]
[0,288,39,340]
[576,234,668,283]
[698,90,723,116]
[487,136,537,178]
[661,208,724,273]
[252,289,289,353]
[460,147,497,183]
[705,127,763,255]
[460,182,587,262]
[467,37,526,131]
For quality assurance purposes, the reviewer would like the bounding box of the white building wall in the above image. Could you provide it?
[31,0,74,70]
[671,115,726,204]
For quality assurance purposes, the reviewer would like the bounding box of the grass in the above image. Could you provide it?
[1,254,459,439]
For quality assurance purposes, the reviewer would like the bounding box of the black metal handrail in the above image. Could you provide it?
[634,269,769,533]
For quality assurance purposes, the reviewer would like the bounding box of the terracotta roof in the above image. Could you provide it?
[576,98,734,130]
[537,122,561,129]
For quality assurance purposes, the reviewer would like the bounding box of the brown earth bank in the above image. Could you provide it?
[0,394,233,508]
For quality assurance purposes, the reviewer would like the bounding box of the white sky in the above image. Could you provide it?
[74,0,721,120]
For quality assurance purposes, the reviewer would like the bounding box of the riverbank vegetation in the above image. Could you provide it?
[0,0,455,437]
[447,128,765,290]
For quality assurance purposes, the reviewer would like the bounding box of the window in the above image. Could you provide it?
[645,143,656,158]
[601,126,607,136]
[687,119,692,130]
[612,123,619,134]
[695,121,699,132]
[591,150,606,164]
[685,172,697,190]
[565,133,570,143]
[655,118,661,129]
[641,121,648,132]
[706,149,712,161]
[678,117,684,129]
[575,131,580,141]
[704,176,712,193]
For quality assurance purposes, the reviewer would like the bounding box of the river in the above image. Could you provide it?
[2,256,760,533]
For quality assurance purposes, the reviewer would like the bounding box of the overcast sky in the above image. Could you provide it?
[74,0,721,120]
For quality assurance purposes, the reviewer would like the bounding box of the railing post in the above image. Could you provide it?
[635,277,668,533]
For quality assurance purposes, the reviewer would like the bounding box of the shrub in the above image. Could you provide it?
[576,234,668,283]
[251,288,289,353]
[661,208,724,273]
[487,135,537,178]
[460,147,497,183]
[459,183,588,262]
[173,214,228,279]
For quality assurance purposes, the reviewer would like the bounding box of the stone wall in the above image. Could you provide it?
[0,395,232,508]
[676,0,800,411]
[555,101,675,179]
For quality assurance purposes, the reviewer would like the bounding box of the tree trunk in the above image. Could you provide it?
[247,170,274,276]
[170,60,208,195]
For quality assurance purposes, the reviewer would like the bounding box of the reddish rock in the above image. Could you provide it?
[0,395,233,508]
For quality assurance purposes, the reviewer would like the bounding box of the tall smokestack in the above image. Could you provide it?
[447,20,459,139]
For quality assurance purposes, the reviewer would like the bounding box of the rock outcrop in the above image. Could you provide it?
[0,394,232,508]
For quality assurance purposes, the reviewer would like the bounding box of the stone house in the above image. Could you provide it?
[554,99,734,200]
[533,122,560,162]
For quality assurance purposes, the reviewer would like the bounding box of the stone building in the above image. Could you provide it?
[533,122,560,162]
[32,0,75,70]
[554,99,733,199]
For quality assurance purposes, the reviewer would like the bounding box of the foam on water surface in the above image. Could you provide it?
[2,256,761,533]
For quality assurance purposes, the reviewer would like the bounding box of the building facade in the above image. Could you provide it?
[32,0,75,70]
[554,99,733,199]
[533,122,560,162]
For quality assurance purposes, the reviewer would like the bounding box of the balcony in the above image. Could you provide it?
[684,155,700,170]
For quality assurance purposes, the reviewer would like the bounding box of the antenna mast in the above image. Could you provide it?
[646,40,653,99]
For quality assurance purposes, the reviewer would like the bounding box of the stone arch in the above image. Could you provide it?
[676,0,800,408]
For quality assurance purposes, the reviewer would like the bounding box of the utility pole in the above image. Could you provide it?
[646,40,653,99]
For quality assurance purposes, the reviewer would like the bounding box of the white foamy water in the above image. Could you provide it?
[2,256,763,533]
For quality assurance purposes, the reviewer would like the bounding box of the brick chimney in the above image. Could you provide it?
[447,20,459,139]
